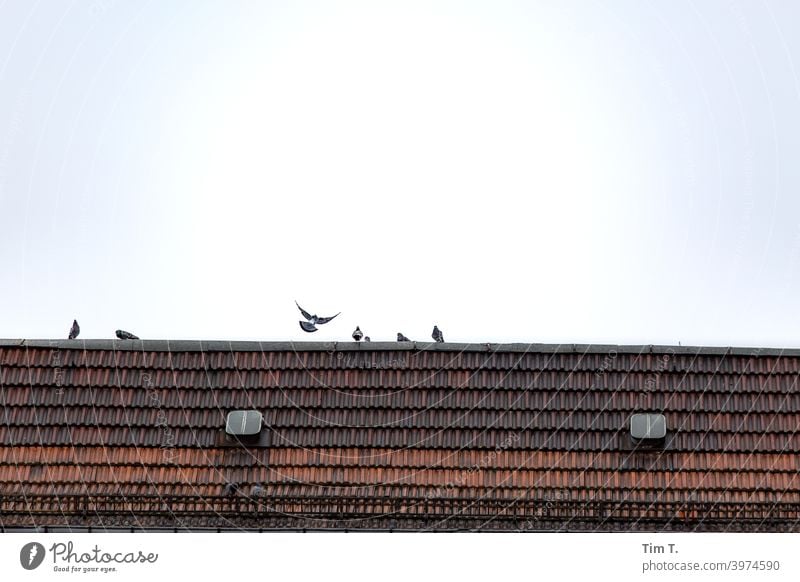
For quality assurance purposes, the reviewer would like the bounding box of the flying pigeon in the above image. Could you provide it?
[115,330,139,340]
[68,320,80,340]
[432,325,444,343]
[296,300,340,333]
[352,326,364,342]
[223,482,240,496]
[397,332,410,342]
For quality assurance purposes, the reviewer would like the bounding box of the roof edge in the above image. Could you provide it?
[0,339,795,357]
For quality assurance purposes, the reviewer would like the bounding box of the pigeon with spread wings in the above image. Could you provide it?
[296,301,341,333]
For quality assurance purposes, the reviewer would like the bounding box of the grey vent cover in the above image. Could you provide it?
[630,413,666,440]
[226,410,263,436]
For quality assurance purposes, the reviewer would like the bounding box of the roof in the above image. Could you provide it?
[1,339,798,531]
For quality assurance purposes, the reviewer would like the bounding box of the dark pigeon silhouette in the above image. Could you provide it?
[68,320,80,340]
[223,482,240,496]
[397,332,410,342]
[352,326,364,342]
[364,336,371,342]
[250,484,265,497]
[432,325,444,343]
[115,330,139,340]
[296,300,340,333]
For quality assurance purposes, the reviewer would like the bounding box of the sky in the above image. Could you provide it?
[0,0,799,348]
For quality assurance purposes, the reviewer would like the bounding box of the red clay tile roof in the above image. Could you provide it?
[1,339,798,531]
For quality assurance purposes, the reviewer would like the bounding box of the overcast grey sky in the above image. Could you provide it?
[1,1,799,347]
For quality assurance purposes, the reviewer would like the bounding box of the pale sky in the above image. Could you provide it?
[1,1,799,347]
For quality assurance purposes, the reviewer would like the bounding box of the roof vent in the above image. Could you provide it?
[225,410,263,437]
[630,413,666,442]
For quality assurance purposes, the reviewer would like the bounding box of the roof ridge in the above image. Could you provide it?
[0,338,795,356]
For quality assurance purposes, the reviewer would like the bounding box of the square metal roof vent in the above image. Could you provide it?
[630,413,666,441]
[225,410,263,436]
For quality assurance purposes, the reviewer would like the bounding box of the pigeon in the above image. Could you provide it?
[115,330,139,340]
[397,332,410,342]
[432,325,444,343]
[250,484,265,497]
[364,336,371,342]
[352,326,364,342]
[296,300,340,333]
[223,482,240,497]
[68,320,80,340]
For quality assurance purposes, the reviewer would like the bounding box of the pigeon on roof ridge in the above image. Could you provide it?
[68,320,80,340]
[296,300,340,333]
[432,325,444,343]
[397,332,410,342]
[115,330,139,340]
[352,326,364,342]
